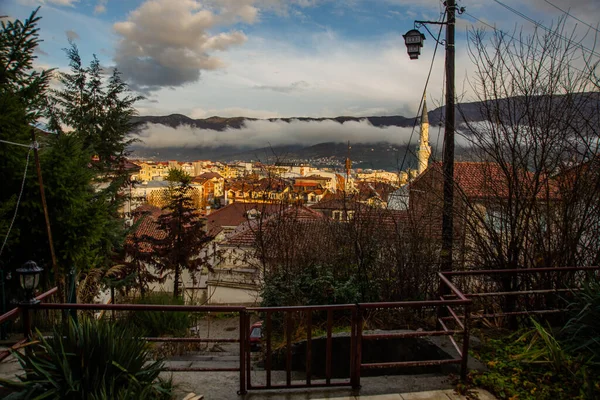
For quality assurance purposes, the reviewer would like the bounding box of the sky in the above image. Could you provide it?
[2,0,600,150]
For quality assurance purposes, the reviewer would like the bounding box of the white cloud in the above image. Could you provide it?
[65,29,79,41]
[141,27,465,118]
[190,107,281,119]
[112,0,268,91]
[94,0,107,14]
[17,0,80,6]
[137,119,425,148]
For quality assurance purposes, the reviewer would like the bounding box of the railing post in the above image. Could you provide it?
[238,309,247,395]
[21,304,31,340]
[350,306,357,389]
[460,301,471,381]
[266,310,272,388]
[354,305,362,390]
[437,272,447,330]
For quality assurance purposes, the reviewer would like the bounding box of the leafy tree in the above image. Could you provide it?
[1,9,142,303]
[42,38,143,298]
[145,169,212,298]
[122,207,164,298]
[0,9,53,284]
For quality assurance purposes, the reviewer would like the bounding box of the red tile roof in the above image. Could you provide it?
[196,172,224,180]
[206,202,283,236]
[413,162,558,200]
[223,205,326,247]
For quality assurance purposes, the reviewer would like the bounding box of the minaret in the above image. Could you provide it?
[416,93,431,175]
[345,141,352,191]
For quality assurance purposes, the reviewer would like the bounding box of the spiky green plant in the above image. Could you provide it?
[561,279,600,364]
[0,317,173,399]
[129,292,190,337]
[514,318,573,375]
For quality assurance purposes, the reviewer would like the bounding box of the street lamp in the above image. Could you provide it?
[403,29,426,60]
[16,260,43,304]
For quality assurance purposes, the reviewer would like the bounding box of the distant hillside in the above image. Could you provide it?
[129,92,600,170]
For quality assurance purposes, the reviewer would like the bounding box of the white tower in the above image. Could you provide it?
[416,94,431,175]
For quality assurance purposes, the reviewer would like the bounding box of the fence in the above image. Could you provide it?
[1,266,597,395]
[440,266,600,328]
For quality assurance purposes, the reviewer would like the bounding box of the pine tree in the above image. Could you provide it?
[0,8,53,271]
[1,9,143,303]
[145,169,212,299]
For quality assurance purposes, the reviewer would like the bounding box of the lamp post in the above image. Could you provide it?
[404,0,457,273]
[16,261,43,339]
[402,29,426,60]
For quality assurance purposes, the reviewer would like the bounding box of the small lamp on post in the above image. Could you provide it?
[403,29,426,60]
[16,260,43,305]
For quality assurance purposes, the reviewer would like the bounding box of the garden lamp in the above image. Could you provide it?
[16,260,43,304]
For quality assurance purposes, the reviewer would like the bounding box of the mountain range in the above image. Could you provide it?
[129,92,600,171]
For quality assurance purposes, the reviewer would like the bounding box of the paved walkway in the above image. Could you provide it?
[2,353,497,400]
[181,389,497,400]
[312,390,496,399]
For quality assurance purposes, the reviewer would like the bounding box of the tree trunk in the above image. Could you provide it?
[173,264,181,299]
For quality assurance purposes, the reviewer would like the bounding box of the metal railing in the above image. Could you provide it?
[440,266,600,326]
[244,273,471,391]
[4,267,595,394]
[0,287,58,362]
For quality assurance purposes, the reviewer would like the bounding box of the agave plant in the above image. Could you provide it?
[0,317,173,399]
[561,279,600,364]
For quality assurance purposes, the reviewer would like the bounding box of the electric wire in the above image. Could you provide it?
[464,11,591,77]
[0,139,32,148]
[433,63,446,163]
[543,0,600,35]
[398,11,446,173]
[0,147,33,258]
[491,0,600,59]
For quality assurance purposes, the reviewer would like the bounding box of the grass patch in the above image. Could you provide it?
[128,292,190,336]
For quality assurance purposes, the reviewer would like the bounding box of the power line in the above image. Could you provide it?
[491,0,600,60]
[0,139,33,149]
[464,11,591,77]
[399,11,446,173]
[543,0,600,35]
[0,148,33,258]
[433,64,446,163]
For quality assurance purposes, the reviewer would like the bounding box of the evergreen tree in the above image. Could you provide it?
[1,10,142,302]
[0,8,53,275]
[145,169,212,299]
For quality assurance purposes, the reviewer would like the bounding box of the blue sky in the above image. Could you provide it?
[2,0,599,148]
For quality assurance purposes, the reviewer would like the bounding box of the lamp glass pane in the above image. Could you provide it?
[23,275,35,290]
[34,274,40,289]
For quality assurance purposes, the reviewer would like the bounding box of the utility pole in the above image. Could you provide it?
[441,0,456,272]
[404,1,458,272]
[30,128,62,301]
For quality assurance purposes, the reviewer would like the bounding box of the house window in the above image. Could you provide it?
[486,208,505,234]
[332,210,341,221]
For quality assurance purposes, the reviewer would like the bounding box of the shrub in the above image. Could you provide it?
[0,317,173,400]
[561,279,600,364]
[471,320,600,399]
[129,292,190,336]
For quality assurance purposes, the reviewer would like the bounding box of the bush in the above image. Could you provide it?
[0,317,173,400]
[561,279,600,363]
[129,292,190,336]
[471,320,600,399]
[261,264,360,307]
